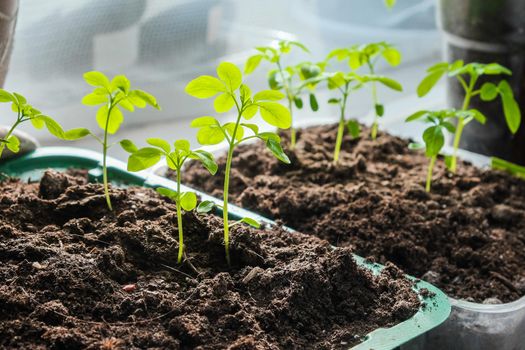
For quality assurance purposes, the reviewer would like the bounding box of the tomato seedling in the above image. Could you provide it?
[328,42,402,139]
[82,71,160,210]
[244,40,324,148]
[0,90,89,158]
[185,62,290,264]
[121,137,217,263]
[491,157,525,180]
[417,61,521,173]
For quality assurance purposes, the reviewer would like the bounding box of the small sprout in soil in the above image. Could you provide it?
[244,40,324,148]
[0,90,89,158]
[327,42,403,139]
[121,138,217,263]
[186,61,290,264]
[82,71,160,210]
[417,61,521,173]
[491,157,525,180]
[406,109,460,192]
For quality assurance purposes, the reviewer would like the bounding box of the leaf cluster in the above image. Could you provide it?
[0,90,89,153]
[121,138,217,211]
[185,62,291,163]
[82,71,160,136]
[417,61,520,133]
[327,42,402,71]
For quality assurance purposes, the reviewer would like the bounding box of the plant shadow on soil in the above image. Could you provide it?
[0,170,419,349]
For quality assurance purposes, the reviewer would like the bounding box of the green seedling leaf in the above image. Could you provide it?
[423,125,445,157]
[384,0,396,8]
[238,217,261,229]
[127,147,163,171]
[258,102,292,129]
[309,93,319,111]
[83,71,110,90]
[417,70,445,97]
[499,80,521,133]
[197,200,215,213]
[266,138,290,164]
[480,82,498,101]
[241,123,259,135]
[217,62,242,91]
[120,139,139,153]
[406,110,428,122]
[245,54,264,74]
[214,93,235,113]
[190,150,218,175]
[196,125,226,145]
[491,157,525,179]
[156,187,177,201]
[175,139,190,152]
[180,192,197,211]
[185,75,226,98]
[224,122,245,141]
[375,104,384,117]
[5,134,19,152]
[96,105,123,134]
[0,89,14,102]
[382,47,401,65]
[253,90,284,101]
[408,142,424,150]
[347,120,360,138]
[147,138,171,153]
[191,116,219,127]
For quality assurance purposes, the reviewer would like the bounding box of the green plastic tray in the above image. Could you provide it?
[0,147,451,350]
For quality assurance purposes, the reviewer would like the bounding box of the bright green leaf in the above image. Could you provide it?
[180,192,197,211]
[191,116,219,128]
[417,70,445,97]
[190,150,218,175]
[197,200,215,213]
[120,139,139,153]
[214,93,235,113]
[245,54,263,75]
[258,102,292,129]
[96,105,124,134]
[480,82,498,101]
[217,62,242,91]
[423,125,445,157]
[82,92,108,106]
[196,125,226,145]
[266,138,290,163]
[224,122,244,141]
[83,71,110,89]
[5,135,19,153]
[147,138,171,153]
[185,75,226,99]
[253,90,284,101]
[239,217,261,229]
[175,139,190,152]
[127,147,163,171]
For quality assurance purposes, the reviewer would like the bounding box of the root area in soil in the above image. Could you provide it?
[0,170,419,349]
[182,123,525,303]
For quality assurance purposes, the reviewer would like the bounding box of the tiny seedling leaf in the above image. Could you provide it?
[239,217,261,229]
[120,139,139,153]
[266,138,290,164]
[309,93,319,111]
[217,62,242,91]
[180,192,197,211]
[258,102,292,129]
[347,120,361,138]
[185,75,226,98]
[147,138,171,153]
[197,200,215,213]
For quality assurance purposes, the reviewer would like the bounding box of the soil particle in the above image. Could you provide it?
[0,170,419,349]
[182,123,525,303]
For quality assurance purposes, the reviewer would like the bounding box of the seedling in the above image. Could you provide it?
[82,71,160,210]
[245,40,324,148]
[325,61,402,164]
[0,90,89,158]
[385,0,396,8]
[491,157,525,180]
[185,62,291,264]
[406,109,486,191]
[120,138,217,263]
[417,61,521,173]
[328,42,402,139]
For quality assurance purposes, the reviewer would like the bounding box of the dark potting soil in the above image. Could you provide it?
[181,123,525,303]
[0,170,420,349]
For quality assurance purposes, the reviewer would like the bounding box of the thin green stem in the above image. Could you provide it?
[176,167,184,264]
[333,83,350,164]
[276,60,296,149]
[0,119,20,159]
[222,96,244,265]
[367,62,380,140]
[425,156,436,192]
[102,101,114,211]
[450,75,476,173]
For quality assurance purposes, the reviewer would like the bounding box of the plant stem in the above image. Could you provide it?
[450,77,475,173]
[223,144,234,266]
[426,156,436,192]
[0,119,20,159]
[176,168,184,264]
[333,84,349,164]
[276,60,295,149]
[368,62,379,140]
[102,103,114,211]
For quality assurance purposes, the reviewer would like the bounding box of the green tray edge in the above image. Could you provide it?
[0,147,451,350]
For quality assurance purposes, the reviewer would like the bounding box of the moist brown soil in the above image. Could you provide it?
[0,170,420,349]
[181,123,525,303]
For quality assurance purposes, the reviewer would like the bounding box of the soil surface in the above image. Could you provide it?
[0,170,420,349]
[181,123,525,303]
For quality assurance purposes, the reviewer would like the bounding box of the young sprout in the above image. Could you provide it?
[244,40,324,148]
[185,62,291,264]
[491,157,525,180]
[120,138,217,264]
[82,71,160,210]
[417,61,522,173]
[0,90,89,158]
[406,110,456,192]
[328,42,402,139]
[385,0,396,8]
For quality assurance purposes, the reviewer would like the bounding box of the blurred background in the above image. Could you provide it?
[4,0,443,160]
